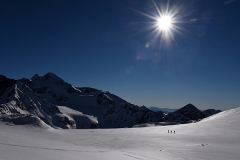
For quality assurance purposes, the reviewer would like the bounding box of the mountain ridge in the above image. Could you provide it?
[148,106,178,113]
[0,73,221,129]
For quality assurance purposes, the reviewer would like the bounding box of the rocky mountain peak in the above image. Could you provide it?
[177,103,206,121]
[31,72,65,84]
[42,72,58,79]
[163,103,206,124]
[31,74,40,81]
[0,75,8,82]
[179,103,199,112]
[0,75,15,85]
[0,75,16,97]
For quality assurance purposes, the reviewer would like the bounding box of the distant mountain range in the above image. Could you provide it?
[0,72,221,129]
[148,106,221,118]
[148,107,178,113]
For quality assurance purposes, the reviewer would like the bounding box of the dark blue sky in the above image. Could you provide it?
[1,0,240,110]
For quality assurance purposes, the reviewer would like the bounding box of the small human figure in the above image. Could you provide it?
[168,130,169,133]
[174,131,175,134]
[171,130,172,134]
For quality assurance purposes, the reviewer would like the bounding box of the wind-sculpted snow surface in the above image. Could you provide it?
[0,107,239,160]
[58,106,98,129]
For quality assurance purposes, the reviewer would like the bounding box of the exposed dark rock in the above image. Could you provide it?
[202,109,221,117]
[164,104,206,124]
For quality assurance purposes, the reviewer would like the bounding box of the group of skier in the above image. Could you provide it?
[168,130,175,134]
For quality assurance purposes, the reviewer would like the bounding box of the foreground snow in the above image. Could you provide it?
[0,107,239,160]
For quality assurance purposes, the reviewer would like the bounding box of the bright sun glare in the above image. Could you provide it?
[157,16,172,30]
[133,0,183,47]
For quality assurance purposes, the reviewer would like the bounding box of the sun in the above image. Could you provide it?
[157,16,173,31]
[129,0,184,49]
[152,12,178,45]
[130,0,183,48]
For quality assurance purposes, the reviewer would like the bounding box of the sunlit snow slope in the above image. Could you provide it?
[0,107,239,160]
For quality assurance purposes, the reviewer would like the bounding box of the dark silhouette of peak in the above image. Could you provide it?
[0,75,15,83]
[42,72,59,79]
[202,109,222,117]
[0,75,9,82]
[31,72,65,83]
[31,74,40,81]
[0,75,16,95]
[181,103,197,110]
[164,104,206,123]
[177,103,206,119]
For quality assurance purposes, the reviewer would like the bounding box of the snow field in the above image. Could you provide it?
[0,107,239,160]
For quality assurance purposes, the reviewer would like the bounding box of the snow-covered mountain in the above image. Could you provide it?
[0,74,97,129]
[0,73,164,128]
[30,73,165,128]
[0,73,221,128]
